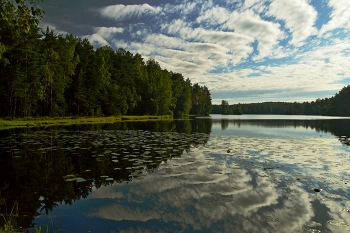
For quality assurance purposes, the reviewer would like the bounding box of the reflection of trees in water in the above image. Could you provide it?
[307,120,350,146]
[221,119,229,130]
[0,119,211,231]
[211,119,350,146]
[0,132,79,229]
[192,118,212,134]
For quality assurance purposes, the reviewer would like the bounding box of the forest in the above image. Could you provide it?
[212,85,350,116]
[0,0,212,118]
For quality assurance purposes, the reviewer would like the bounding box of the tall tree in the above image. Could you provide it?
[325,86,350,116]
[191,84,212,116]
[171,73,192,117]
[145,59,173,115]
[221,100,230,115]
[40,30,78,116]
[0,1,214,118]
[0,0,44,117]
[66,37,93,116]
[233,103,242,115]
[113,48,141,115]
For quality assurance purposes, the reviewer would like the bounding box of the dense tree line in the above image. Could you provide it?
[0,0,212,118]
[218,100,242,115]
[212,86,350,116]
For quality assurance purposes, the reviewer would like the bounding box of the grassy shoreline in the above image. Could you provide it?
[0,115,173,130]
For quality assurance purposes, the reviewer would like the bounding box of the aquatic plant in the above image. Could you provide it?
[0,202,18,233]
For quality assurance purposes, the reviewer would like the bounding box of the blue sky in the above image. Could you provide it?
[39,0,350,104]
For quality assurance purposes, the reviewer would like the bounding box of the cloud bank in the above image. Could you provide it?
[41,0,350,103]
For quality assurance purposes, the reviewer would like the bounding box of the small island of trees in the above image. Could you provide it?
[219,100,242,115]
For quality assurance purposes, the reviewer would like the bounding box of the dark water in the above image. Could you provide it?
[1,115,350,233]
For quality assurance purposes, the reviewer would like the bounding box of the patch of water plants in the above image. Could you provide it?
[88,133,348,232]
[0,124,210,231]
[0,119,350,232]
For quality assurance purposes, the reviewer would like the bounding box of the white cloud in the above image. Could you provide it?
[85,34,109,46]
[199,31,255,63]
[85,27,124,46]
[319,0,350,35]
[160,4,285,64]
[185,42,231,66]
[95,27,124,39]
[243,0,269,12]
[100,4,161,21]
[164,1,197,15]
[144,34,184,49]
[224,10,284,60]
[244,0,260,9]
[163,20,255,64]
[195,3,284,60]
[78,0,350,103]
[115,35,350,104]
[267,0,318,46]
[196,7,230,25]
[163,19,189,36]
[205,38,350,103]
[39,22,68,35]
[116,25,254,75]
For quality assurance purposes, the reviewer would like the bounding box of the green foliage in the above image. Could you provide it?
[171,73,192,117]
[34,220,63,233]
[145,59,173,115]
[233,103,242,115]
[0,202,18,233]
[221,100,231,115]
[190,84,212,116]
[0,0,44,117]
[0,201,62,233]
[325,86,350,116]
[0,0,212,118]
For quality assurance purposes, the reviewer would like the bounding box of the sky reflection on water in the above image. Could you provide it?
[0,117,350,232]
[30,118,350,233]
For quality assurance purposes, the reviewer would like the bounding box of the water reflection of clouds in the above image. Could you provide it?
[115,227,168,233]
[94,203,161,222]
[270,186,314,232]
[87,146,324,232]
[324,199,350,233]
[90,189,124,199]
[85,132,350,232]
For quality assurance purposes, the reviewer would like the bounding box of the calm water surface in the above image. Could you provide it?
[1,115,350,233]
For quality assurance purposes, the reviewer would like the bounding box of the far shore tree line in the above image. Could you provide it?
[0,0,212,118]
[212,85,350,116]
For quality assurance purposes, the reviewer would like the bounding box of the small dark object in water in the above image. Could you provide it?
[227,149,230,153]
[314,188,321,192]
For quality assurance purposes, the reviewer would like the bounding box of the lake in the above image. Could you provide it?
[1,114,350,233]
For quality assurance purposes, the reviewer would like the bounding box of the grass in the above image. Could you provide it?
[0,221,62,233]
[33,221,63,233]
[0,209,62,233]
[0,202,18,233]
[0,115,173,131]
[0,221,16,233]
